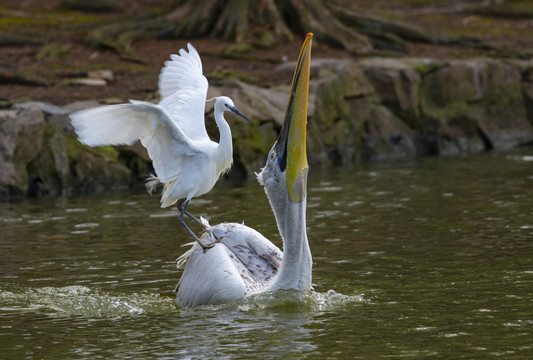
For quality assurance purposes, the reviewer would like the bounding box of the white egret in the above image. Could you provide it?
[175,33,313,309]
[70,43,250,250]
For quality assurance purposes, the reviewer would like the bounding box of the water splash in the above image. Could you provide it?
[0,283,367,318]
[181,289,368,314]
[0,285,176,317]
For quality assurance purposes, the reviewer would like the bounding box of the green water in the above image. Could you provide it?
[1,150,532,359]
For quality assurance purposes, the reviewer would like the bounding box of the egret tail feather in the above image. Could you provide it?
[145,175,161,194]
[161,180,177,207]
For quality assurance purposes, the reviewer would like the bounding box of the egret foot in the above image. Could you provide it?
[198,235,224,253]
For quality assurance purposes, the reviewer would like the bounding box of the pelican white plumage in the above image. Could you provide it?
[70,43,250,249]
[175,33,313,309]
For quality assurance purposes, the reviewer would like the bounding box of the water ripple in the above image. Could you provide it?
[74,223,99,228]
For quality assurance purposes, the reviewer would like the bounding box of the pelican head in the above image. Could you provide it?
[214,96,250,122]
[258,33,312,205]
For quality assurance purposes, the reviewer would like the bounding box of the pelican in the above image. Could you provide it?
[70,43,250,250]
[175,33,313,309]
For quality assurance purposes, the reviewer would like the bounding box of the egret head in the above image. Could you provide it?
[258,33,312,204]
[214,96,250,122]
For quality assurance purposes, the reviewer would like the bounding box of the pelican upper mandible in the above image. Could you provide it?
[175,33,313,309]
[70,44,250,250]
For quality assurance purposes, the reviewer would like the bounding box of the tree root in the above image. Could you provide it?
[86,0,491,56]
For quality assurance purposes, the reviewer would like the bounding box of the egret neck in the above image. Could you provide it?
[213,98,234,174]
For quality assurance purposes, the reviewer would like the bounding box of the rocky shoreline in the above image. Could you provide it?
[2,56,533,201]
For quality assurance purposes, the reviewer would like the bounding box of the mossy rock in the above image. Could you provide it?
[206,68,257,86]
[64,135,132,191]
[37,43,72,60]
[313,70,346,134]
[0,107,48,197]
[11,108,47,186]
[251,30,276,49]
[523,82,533,126]
[408,59,444,76]
[360,58,421,128]
[116,144,153,187]
[26,123,71,196]
[420,62,482,120]
[222,43,253,57]
[361,105,415,161]
[232,119,278,169]
[71,149,131,190]
[420,59,533,151]
[20,122,134,195]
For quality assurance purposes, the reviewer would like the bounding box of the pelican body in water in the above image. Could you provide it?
[175,33,313,308]
[70,44,250,250]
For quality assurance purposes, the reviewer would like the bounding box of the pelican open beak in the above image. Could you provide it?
[275,33,313,202]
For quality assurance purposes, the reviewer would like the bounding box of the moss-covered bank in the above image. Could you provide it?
[1,57,533,200]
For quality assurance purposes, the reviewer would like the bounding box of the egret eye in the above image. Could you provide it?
[270,152,275,160]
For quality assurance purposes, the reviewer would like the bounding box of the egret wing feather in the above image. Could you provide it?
[71,101,203,184]
[126,100,204,182]
[70,104,150,146]
[158,43,209,141]
[158,44,205,99]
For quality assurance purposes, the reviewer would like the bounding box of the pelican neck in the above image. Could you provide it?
[269,197,312,291]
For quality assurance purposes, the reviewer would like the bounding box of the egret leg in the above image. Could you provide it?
[177,199,216,251]
[177,199,208,229]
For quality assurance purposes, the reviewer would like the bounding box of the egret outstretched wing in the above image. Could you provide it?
[70,104,149,146]
[71,101,202,183]
[158,43,210,141]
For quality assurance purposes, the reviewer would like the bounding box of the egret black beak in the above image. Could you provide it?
[275,33,312,202]
[229,106,251,122]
